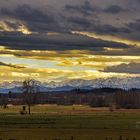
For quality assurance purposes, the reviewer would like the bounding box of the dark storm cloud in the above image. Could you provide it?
[0,31,131,52]
[0,4,59,33]
[0,2,98,33]
[65,1,97,16]
[104,63,140,74]
[0,4,54,22]
[127,19,140,32]
[91,24,131,35]
[0,0,140,44]
[66,17,92,30]
[0,61,25,69]
[104,5,127,14]
[63,16,130,35]
[99,47,140,56]
[0,2,132,35]
[63,2,131,35]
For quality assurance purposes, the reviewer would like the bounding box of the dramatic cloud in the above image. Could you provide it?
[104,63,140,74]
[0,1,133,35]
[90,24,131,35]
[0,0,140,82]
[65,1,97,16]
[104,5,127,14]
[127,19,140,32]
[0,4,58,33]
[0,32,131,52]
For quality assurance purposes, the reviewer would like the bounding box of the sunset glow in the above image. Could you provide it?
[0,0,139,83]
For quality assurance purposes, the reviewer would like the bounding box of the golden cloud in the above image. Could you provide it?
[0,65,139,82]
[0,20,32,34]
[72,31,140,47]
[0,45,140,72]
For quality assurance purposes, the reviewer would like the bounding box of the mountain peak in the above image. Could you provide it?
[0,77,140,93]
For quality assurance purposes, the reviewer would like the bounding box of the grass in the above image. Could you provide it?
[0,105,140,140]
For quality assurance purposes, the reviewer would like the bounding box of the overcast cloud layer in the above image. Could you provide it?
[0,0,140,82]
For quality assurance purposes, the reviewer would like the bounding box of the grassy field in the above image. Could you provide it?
[0,105,140,140]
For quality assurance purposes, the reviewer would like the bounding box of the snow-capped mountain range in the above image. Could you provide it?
[0,77,140,93]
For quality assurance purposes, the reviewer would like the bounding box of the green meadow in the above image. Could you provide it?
[0,105,140,140]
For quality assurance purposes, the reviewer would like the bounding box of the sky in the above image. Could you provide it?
[0,0,140,82]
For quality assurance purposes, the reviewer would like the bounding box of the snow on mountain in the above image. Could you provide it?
[63,77,140,90]
[0,77,140,93]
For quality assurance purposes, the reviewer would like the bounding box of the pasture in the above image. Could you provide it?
[0,105,140,140]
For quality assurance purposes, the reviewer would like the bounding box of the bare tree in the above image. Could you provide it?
[22,79,38,114]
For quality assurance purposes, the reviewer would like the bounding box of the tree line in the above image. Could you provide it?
[0,79,140,114]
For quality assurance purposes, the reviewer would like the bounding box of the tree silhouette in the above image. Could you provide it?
[22,79,38,114]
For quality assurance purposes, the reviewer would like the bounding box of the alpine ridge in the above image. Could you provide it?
[0,77,139,93]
